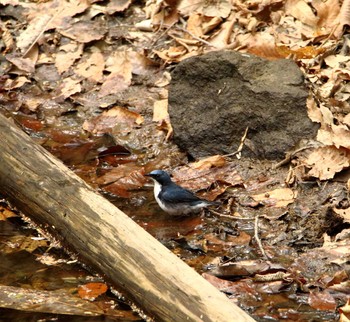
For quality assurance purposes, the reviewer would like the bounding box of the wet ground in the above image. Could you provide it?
[1,1,350,319]
[1,104,349,320]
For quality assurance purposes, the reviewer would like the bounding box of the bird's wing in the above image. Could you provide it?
[160,184,202,204]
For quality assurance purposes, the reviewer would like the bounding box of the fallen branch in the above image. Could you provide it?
[0,113,255,322]
[254,215,270,260]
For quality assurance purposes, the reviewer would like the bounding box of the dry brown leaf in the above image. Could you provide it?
[97,164,146,197]
[333,207,350,223]
[75,49,104,83]
[153,46,188,63]
[24,97,45,112]
[204,1,232,18]
[190,155,227,170]
[127,51,156,75]
[331,124,350,149]
[237,33,285,60]
[107,106,144,125]
[99,74,130,97]
[0,21,14,53]
[204,232,251,252]
[313,0,340,30]
[99,51,132,97]
[316,128,335,146]
[172,163,243,192]
[0,206,18,221]
[343,113,350,127]
[318,76,340,99]
[55,41,84,74]
[209,12,236,49]
[324,54,350,68]
[78,283,108,301]
[177,0,203,16]
[251,188,297,207]
[317,124,350,149]
[91,0,132,16]
[187,13,203,37]
[178,0,231,18]
[59,20,106,43]
[153,99,173,140]
[309,100,350,149]
[276,44,327,60]
[83,106,144,135]
[285,0,319,27]
[55,77,82,100]
[334,0,350,37]
[339,299,350,321]
[308,290,337,311]
[151,6,179,28]
[307,96,323,123]
[105,0,132,14]
[304,146,350,180]
[25,0,90,30]
[4,76,30,90]
[320,104,334,125]
[5,55,35,73]
[202,16,222,34]
[16,14,54,54]
[171,37,200,52]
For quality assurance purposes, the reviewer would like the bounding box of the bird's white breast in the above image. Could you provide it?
[152,180,168,212]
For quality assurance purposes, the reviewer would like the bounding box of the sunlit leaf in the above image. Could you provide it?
[153,99,173,140]
[99,51,132,97]
[78,282,108,301]
[55,41,84,74]
[0,205,18,221]
[75,49,104,82]
[83,107,144,135]
[172,162,243,199]
[308,290,337,311]
[303,146,350,180]
[251,188,297,207]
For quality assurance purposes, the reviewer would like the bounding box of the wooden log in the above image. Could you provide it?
[0,113,255,322]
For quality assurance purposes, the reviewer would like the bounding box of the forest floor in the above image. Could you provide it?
[1,0,350,321]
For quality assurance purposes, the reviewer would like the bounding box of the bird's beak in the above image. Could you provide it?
[144,173,151,177]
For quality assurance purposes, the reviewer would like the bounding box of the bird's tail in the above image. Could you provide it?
[208,200,220,207]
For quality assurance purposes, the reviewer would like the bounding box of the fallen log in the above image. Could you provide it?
[0,113,255,322]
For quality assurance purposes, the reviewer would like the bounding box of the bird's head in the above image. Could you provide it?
[145,170,172,185]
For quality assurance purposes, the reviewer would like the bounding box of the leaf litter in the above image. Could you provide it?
[1,0,350,320]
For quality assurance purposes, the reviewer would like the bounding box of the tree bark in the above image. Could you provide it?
[0,113,255,322]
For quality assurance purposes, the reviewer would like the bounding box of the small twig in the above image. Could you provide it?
[208,209,253,220]
[150,22,176,48]
[273,146,312,169]
[175,26,216,48]
[223,127,249,158]
[274,139,324,169]
[254,215,270,260]
[22,9,63,57]
[254,271,291,282]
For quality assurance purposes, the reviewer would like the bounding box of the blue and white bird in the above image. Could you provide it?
[145,170,219,215]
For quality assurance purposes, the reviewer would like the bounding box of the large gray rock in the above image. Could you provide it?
[168,51,318,159]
